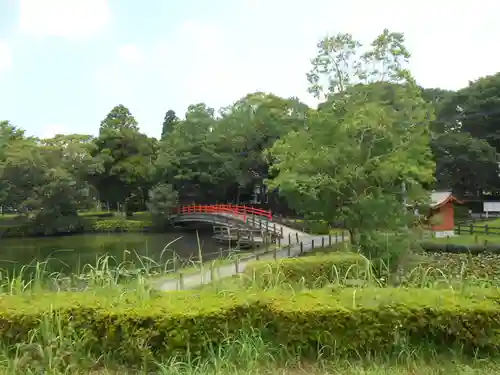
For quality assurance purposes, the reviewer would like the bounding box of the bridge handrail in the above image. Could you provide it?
[177,204,272,221]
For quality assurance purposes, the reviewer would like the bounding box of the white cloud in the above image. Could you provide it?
[118,44,144,65]
[0,42,12,71]
[19,0,111,39]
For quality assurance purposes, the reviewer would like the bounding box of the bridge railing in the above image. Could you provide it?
[177,204,272,222]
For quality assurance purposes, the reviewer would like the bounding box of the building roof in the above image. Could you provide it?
[430,190,461,209]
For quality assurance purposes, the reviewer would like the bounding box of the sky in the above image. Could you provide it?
[0,0,498,139]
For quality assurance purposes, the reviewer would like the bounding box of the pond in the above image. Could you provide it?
[0,229,233,276]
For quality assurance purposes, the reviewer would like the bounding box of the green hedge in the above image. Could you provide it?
[0,217,152,237]
[0,288,500,365]
[243,252,370,288]
[78,210,115,218]
[91,218,152,232]
[420,242,500,254]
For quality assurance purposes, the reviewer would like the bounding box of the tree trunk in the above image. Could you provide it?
[348,228,360,246]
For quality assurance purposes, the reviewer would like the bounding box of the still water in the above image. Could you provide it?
[0,229,229,276]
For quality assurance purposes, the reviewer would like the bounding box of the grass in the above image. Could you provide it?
[1,237,500,373]
[0,326,497,374]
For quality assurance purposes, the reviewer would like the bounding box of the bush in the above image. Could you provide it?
[0,223,35,237]
[1,288,500,366]
[91,218,151,232]
[79,211,115,218]
[304,220,330,234]
[358,230,416,274]
[0,216,153,238]
[416,252,500,282]
[243,252,370,288]
[419,241,500,254]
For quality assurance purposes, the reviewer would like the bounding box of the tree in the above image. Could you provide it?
[147,183,179,227]
[431,132,498,195]
[155,103,222,202]
[214,92,309,202]
[40,134,102,182]
[421,81,500,195]
[268,29,435,267]
[161,109,178,139]
[92,106,157,212]
[442,73,500,151]
[99,104,139,132]
[0,136,91,234]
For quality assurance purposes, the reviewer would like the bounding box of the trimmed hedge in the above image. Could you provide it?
[1,288,500,364]
[0,217,152,237]
[91,218,152,232]
[243,252,370,287]
[420,241,500,254]
[78,211,115,218]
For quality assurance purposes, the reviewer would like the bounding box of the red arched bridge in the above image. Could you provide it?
[172,204,277,233]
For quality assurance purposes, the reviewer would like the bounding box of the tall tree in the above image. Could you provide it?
[268,29,435,266]
[422,81,500,195]
[99,104,139,132]
[431,132,498,195]
[92,106,156,212]
[161,109,178,139]
[155,103,219,202]
[0,136,92,234]
[442,73,500,150]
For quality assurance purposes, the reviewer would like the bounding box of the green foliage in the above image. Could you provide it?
[0,288,499,366]
[92,107,157,210]
[4,27,500,239]
[91,218,151,232]
[268,29,435,258]
[358,230,416,273]
[432,132,498,194]
[244,252,370,288]
[304,220,330,234]
[147,183,179,228]
[78,210,115,218]
[0,214,152,237]
[419,242,500,254]
[417,252,500,282]
[161,109,178,139]
[99,104,139,131]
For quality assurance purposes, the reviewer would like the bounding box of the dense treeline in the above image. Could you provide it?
[0,28,499,239]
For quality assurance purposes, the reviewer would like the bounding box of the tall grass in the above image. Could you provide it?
[1,240,500,373]
[0,317,498,374]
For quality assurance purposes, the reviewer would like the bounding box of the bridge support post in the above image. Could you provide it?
[288,233,291,245]
[329,235,332,247]
[235,256,240,273]
[287,244,291,256]
[321,237,324,248]
[296,232,299,243]
[311,239,315,250]
[280,226,283,238]
[300,241,303,254]
[210,265,216,283]
[178,273,185,290]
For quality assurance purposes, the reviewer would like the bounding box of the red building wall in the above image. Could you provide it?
[430,202,455,231]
